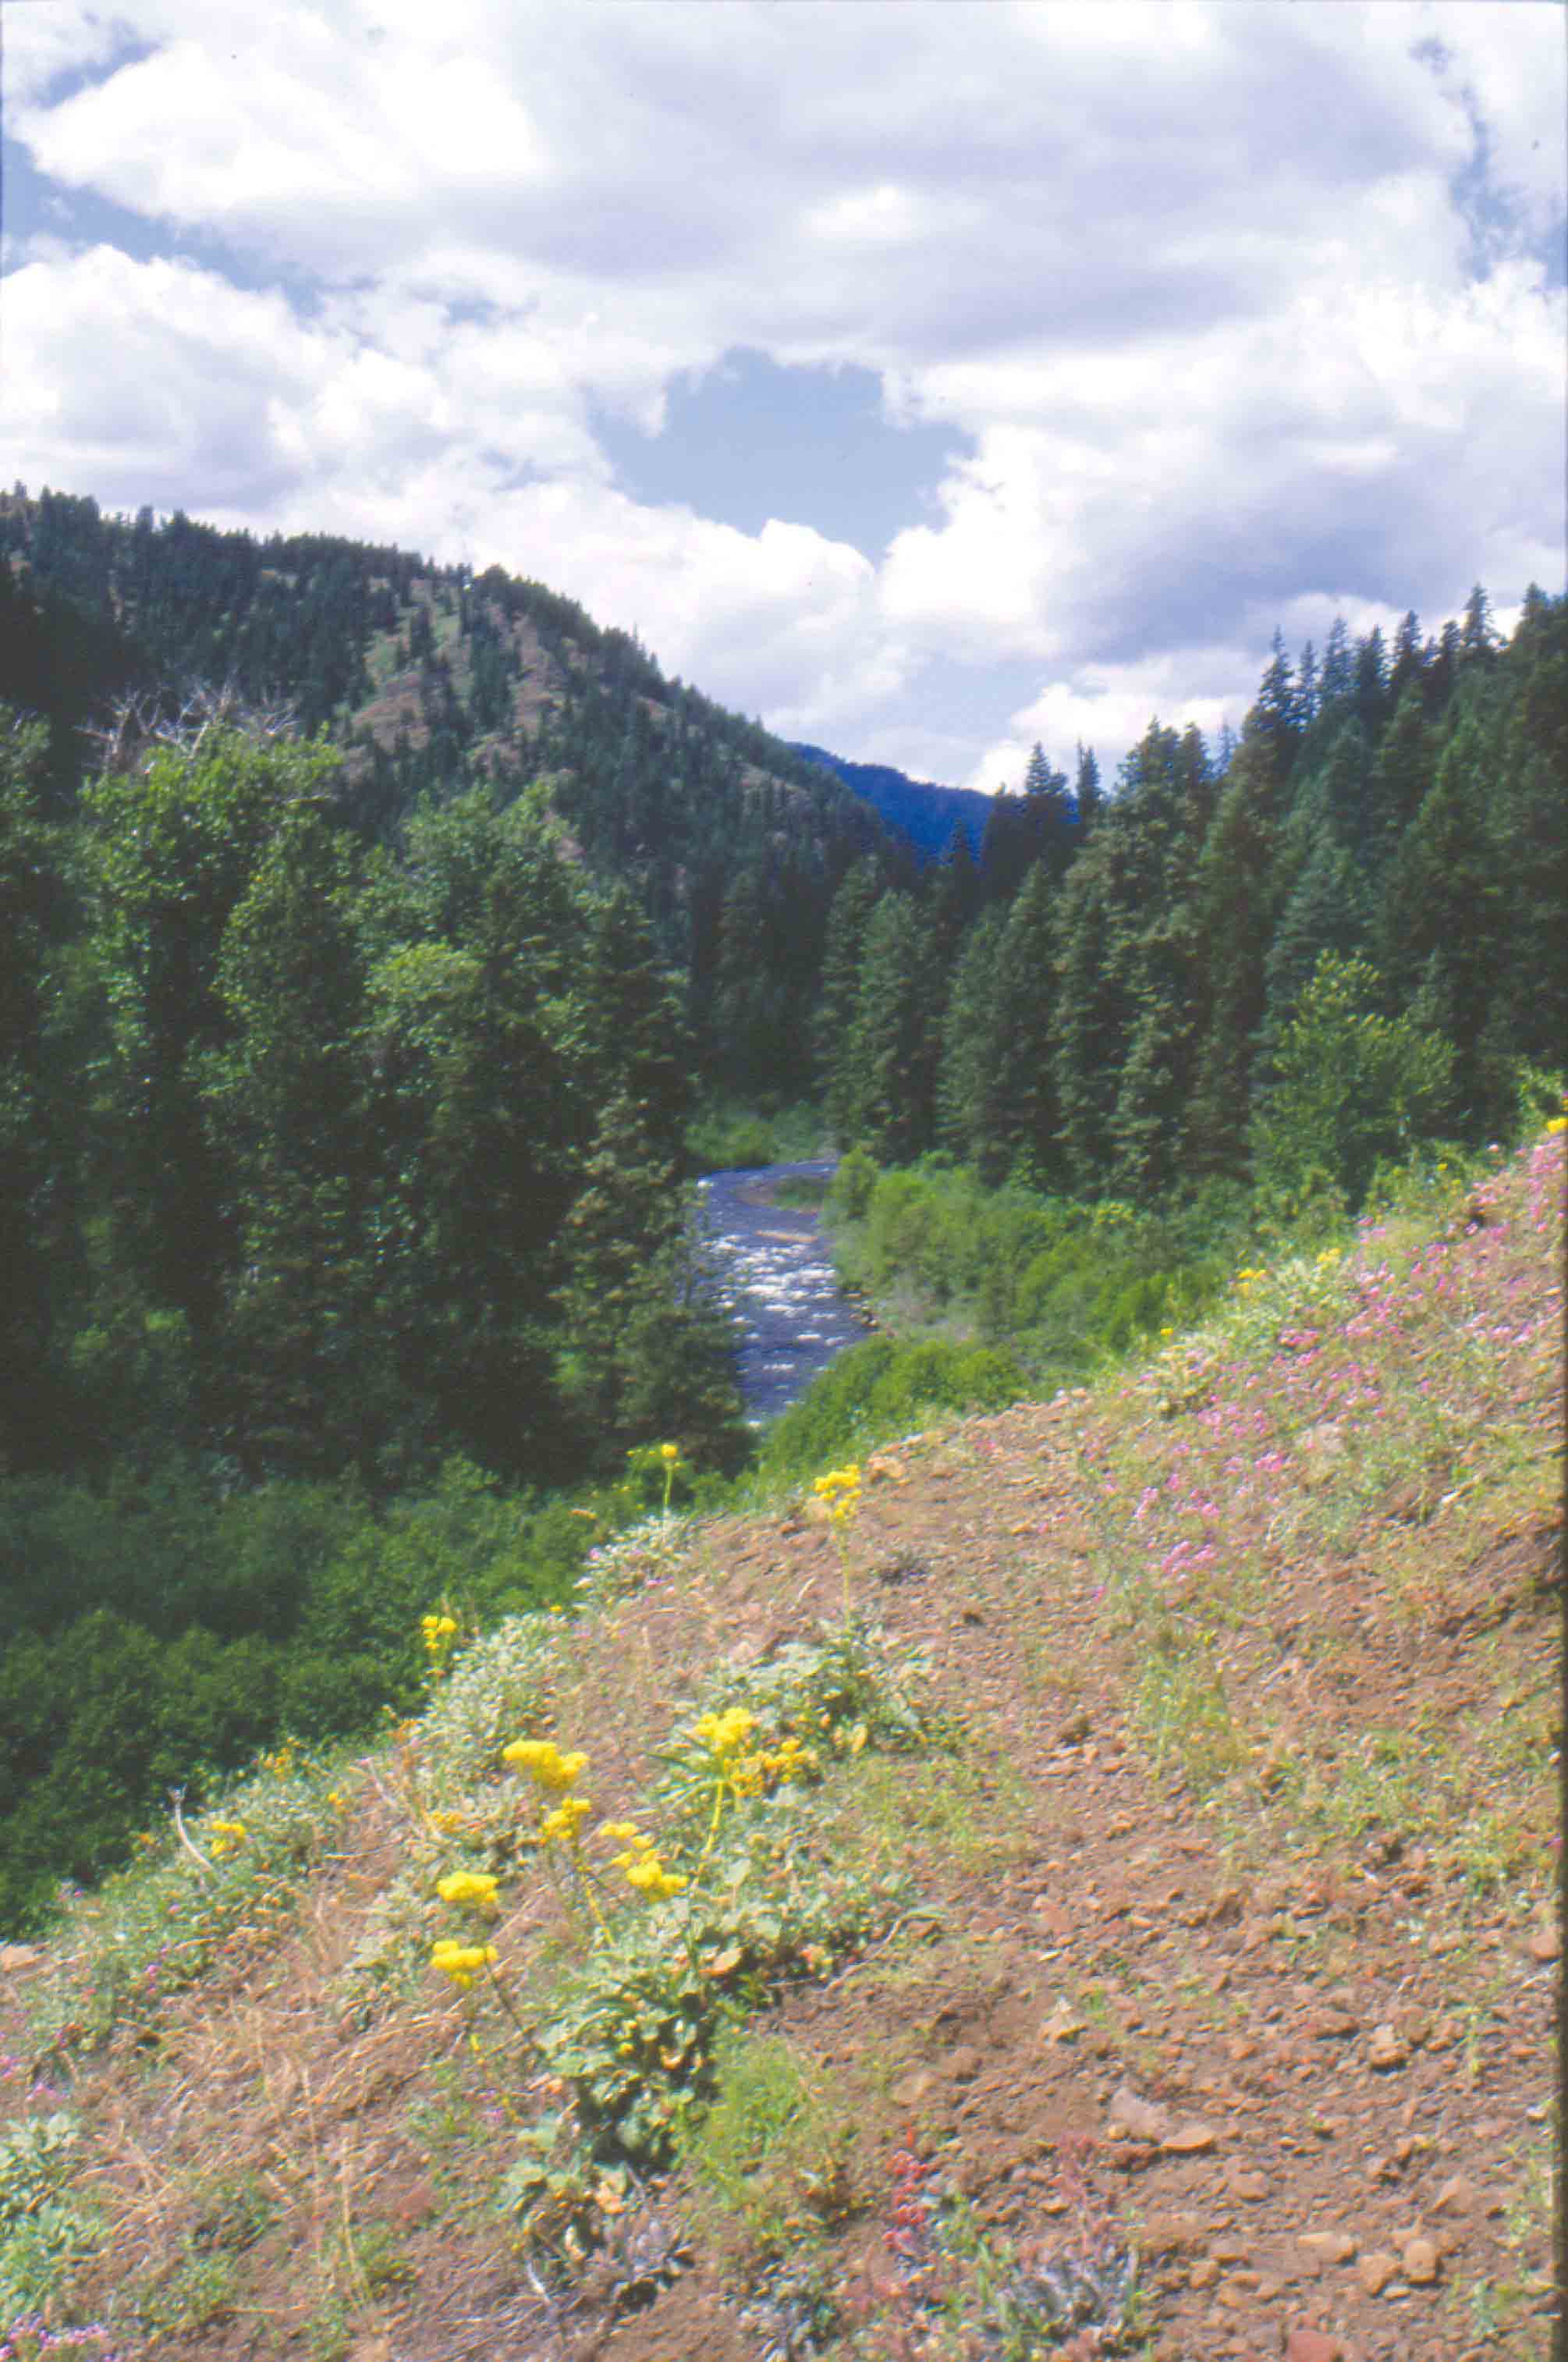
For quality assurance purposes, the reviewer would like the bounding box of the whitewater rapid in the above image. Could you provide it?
[695,1160,870,1421]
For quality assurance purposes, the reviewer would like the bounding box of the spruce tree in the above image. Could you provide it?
[845,890,939,1163]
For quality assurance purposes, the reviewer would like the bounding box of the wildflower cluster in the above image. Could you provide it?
[812,1463,862,1524]
[205,1820,247,1863]
[430,1938,498,1992]
[694,1708,814,1802]
[599,1824,686,1901]
[420,1609,460,1682]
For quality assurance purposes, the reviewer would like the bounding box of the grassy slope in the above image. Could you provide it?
[0,1132,1560,2362]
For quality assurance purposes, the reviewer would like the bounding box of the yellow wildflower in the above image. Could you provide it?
[435,1870,499,1912]
[660,1442,680,1465]
[695,1707,757,1760]
[430,1940,497,1992]
[596,1820,645,1847]
[502,1740,589,1791]
[1547,1116,1567,1135]
[623,1856,687,1899]
[539,1796,594,1845]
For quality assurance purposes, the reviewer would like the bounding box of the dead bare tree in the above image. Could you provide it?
[86,679,300,777]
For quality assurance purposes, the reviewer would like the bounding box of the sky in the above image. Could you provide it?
[2,1,1563,792]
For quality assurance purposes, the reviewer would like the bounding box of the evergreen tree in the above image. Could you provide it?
[1389,609,1424,709]
[1353,627,1389,739]
[1318,616,1353,708]
[818,858,882,1139]
[1073,743,1102,838]
[935,908,1007,1169]
[986,862,1062,1186]
[844,891,939,1163]
[1187,716,1290,1179]
[1488,595,1568,1078]
[1362,687,1437,874]
[1376,712,1511,1133]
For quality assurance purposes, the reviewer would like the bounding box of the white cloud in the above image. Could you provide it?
[3,0,1563,786]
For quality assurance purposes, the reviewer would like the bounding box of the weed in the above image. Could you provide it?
[676,2027,857,2266]
[188,2167,276,2254]
[136,2249,242,2334]
[20,1744,355,2065]
[342,2218,417,2294]
[0,2113,100,2320]
[1126,1613,1247,1795]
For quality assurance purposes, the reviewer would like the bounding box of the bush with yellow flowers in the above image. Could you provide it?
[417,1615,946,2250]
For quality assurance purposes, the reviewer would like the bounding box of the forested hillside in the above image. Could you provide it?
[0,488,898,1107]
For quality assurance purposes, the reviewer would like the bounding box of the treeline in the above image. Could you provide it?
[819,591,1566,1210]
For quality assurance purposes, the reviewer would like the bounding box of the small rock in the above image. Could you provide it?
[1298,2230,1357,2264]
[1162,2120,1219,2154]
[1366,2023,1409,2071]
[1304,2006,1357,2040]
[1057,1708,1093,1746]
[1400,2237,1439,2285]
[890,2068,939,2108]
[1216,2271,1260,2304]
[862,1452,906,1483]
[1106,2083,1172,2142]
[1209,2237,1250,2264]
[1227,2168,1270,2201]
[1356,2249,1399,2295]
[1527,1925,1559,1962]
[1041,2001,1084,2044]
[948,2042,982,2082]
[1187,2257,1219,2289]
[1137,2210,1207,2254]
[1431,2174,1477,2216]
[0,1945,41,1972]
[1285,2328,1345,2362]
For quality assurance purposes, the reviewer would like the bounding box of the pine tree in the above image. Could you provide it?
[935,908,1007,1168]
[1376,712,1511,1134]
[1073,744,1102,838]
[845,891,938,1163]
[817,858,882,1140]
[1187,714,1290,1180]
[83,722,343,1342]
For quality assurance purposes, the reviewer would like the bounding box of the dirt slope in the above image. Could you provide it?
[2,1134,1560,2362]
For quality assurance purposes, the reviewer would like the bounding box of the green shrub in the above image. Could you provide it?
[761,1336,1027,1478]
[1251,952,1453,1209]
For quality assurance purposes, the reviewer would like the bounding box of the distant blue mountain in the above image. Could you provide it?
[786,742,993,865]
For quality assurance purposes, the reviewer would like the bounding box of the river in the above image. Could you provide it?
[695,1159,871,1422]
